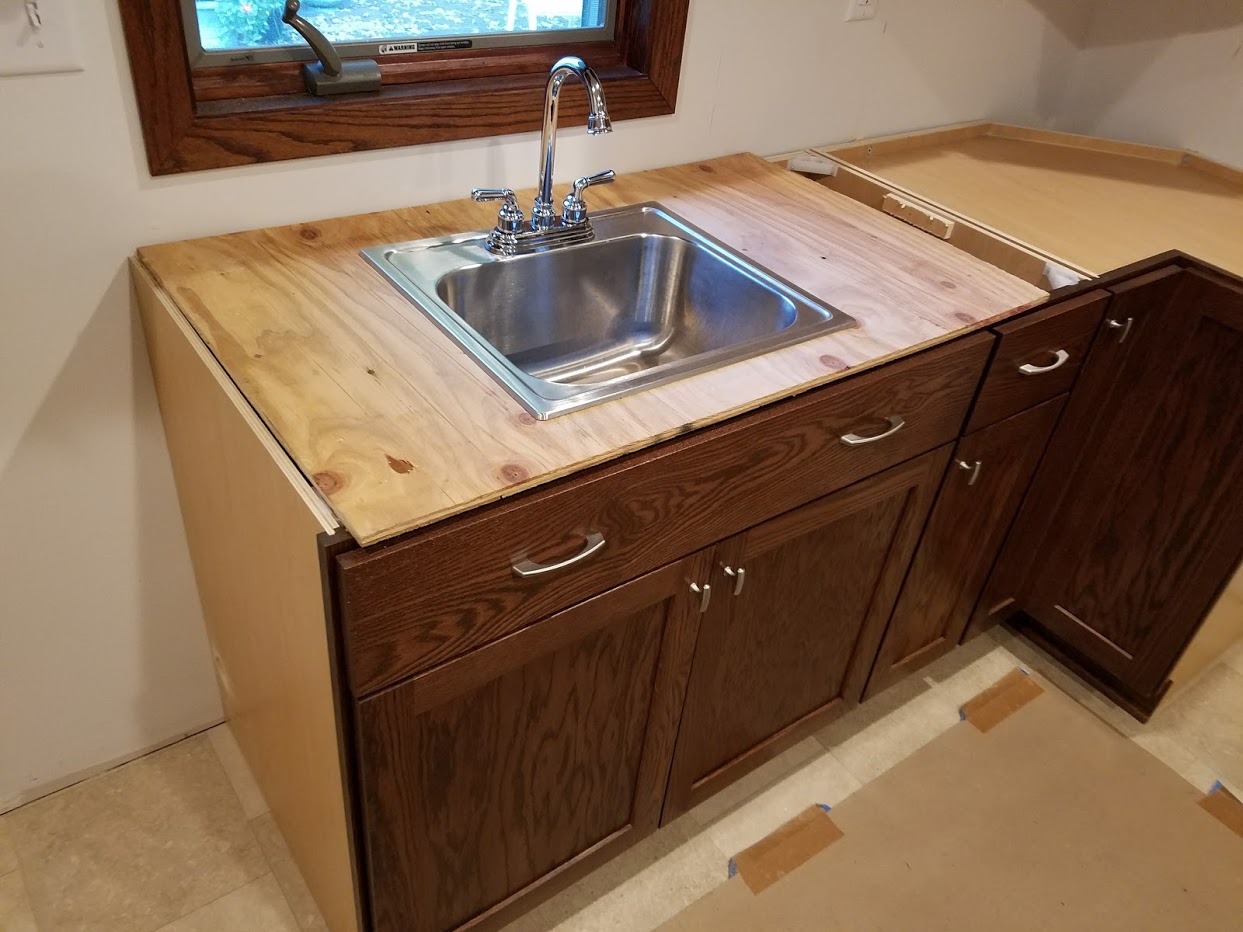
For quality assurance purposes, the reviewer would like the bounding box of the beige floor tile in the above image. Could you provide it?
[684,737,823,827]
[922,641,1023,710]
[4,734,267,932]
[700,752,861,858]
[251,813,328,932]
[0,871,39,932]
[505,818,727,932]
[207,725,269,820]
[1145,663,1243,791]
[816,687,960,785]
[155,874,299,932]
[1220,637,1243,677]
[0,819,18,876]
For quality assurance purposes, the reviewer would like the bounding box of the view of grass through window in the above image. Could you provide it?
[195,0,607,51]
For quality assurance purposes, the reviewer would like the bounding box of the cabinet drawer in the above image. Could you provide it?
[338,333,992,696]
[965,290,1109,431]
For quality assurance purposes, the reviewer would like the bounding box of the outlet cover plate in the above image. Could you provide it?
[0,1,84,76]
[845,0,878,23]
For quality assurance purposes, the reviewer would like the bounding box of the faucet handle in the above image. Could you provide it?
[570,170,616,200]
[472,188,525,234]
[562,170,616,225]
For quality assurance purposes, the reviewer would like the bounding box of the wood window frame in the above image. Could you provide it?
[118,0,690,176]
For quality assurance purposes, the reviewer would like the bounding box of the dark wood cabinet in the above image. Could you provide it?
[662,448,950,821]
[864,396,1066,697]
[356,552,714,932]
[981,265,1243,713]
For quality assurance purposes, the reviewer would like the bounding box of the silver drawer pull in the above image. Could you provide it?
[512,531,606,578]
[690,581,713,613]
[723,565,746,595]
[1107,317,1134,344]
[840,415,905,446]
[957,459,982,486]
[1018,348,1069,376]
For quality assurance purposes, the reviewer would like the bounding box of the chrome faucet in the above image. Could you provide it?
[532,57,613,229]
[471,56,615,256]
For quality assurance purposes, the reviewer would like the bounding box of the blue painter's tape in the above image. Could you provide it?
[727,857,737,879]
[817,802,832,813]
[1210,780,1224,795]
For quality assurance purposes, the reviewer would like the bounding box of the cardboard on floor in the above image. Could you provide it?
[662,673,1243,932]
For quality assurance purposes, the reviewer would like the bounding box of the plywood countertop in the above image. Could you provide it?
[138,153,1046,546]
[817,124,1243,278]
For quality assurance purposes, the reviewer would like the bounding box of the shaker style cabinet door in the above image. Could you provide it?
[662,448,950,821]
[864,396,1066,698]
[985,266,1243,706]
[356,552,714,932]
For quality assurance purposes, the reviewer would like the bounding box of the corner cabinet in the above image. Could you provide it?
[979,265,1243,715]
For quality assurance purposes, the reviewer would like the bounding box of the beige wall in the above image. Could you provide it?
[0,0,1089,806]
[1053,0,1243,165]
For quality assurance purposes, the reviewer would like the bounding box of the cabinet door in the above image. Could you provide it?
[987,266,1243,704]
[357,552,714,932]
[663,448,950,821]
[864,397,1065,698]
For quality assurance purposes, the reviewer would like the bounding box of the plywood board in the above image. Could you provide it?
[663,677,1243,931]
[138,153,1046,545]
[817,124,1243,278]
[134,262,358,932]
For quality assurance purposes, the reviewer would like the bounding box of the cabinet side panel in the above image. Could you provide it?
[133,261,358,932]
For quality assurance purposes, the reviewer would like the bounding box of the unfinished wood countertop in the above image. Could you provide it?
[817,123,1243,278]
[138,153,1045,546]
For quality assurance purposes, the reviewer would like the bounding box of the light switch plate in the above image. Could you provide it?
[845,0,877,23]
[0,1,84,76]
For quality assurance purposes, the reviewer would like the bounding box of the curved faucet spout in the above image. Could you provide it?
[532,56,612,230]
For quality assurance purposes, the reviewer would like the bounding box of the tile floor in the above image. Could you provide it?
[2,628,1240,932]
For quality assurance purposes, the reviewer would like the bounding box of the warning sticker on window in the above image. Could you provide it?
[379,39,475,54]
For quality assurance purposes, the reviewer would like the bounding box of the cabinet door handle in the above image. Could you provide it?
[956,459,982,486]
[723,565,746,595]
[1018,348,1069,376]
[690,581,713,613]
[512,531,606,578]
[1107,317,1134,344]
[840,415,905,446]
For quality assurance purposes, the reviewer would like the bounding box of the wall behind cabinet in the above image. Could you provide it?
[0,0,1091,807]
[1053,0,1243,165]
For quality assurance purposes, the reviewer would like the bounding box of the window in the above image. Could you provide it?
[185,1,614,66]
[119,0,689,175]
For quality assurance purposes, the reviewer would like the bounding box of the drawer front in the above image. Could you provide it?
[965,290,1109,431]
[338,333,993,696]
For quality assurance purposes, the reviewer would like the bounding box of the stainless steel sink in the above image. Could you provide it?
[363,203,856,418]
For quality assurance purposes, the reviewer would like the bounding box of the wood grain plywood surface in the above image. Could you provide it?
[138,153,1045,545]
[819,126,1243,277]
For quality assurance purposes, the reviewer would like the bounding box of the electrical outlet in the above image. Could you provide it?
[0,1,84,76]
[845,0,877,23]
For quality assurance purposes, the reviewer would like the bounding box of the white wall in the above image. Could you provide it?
[0,0,1087,807]
[1053,0,1243,165]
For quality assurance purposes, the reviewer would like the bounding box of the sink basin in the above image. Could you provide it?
[363,203,855,418]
